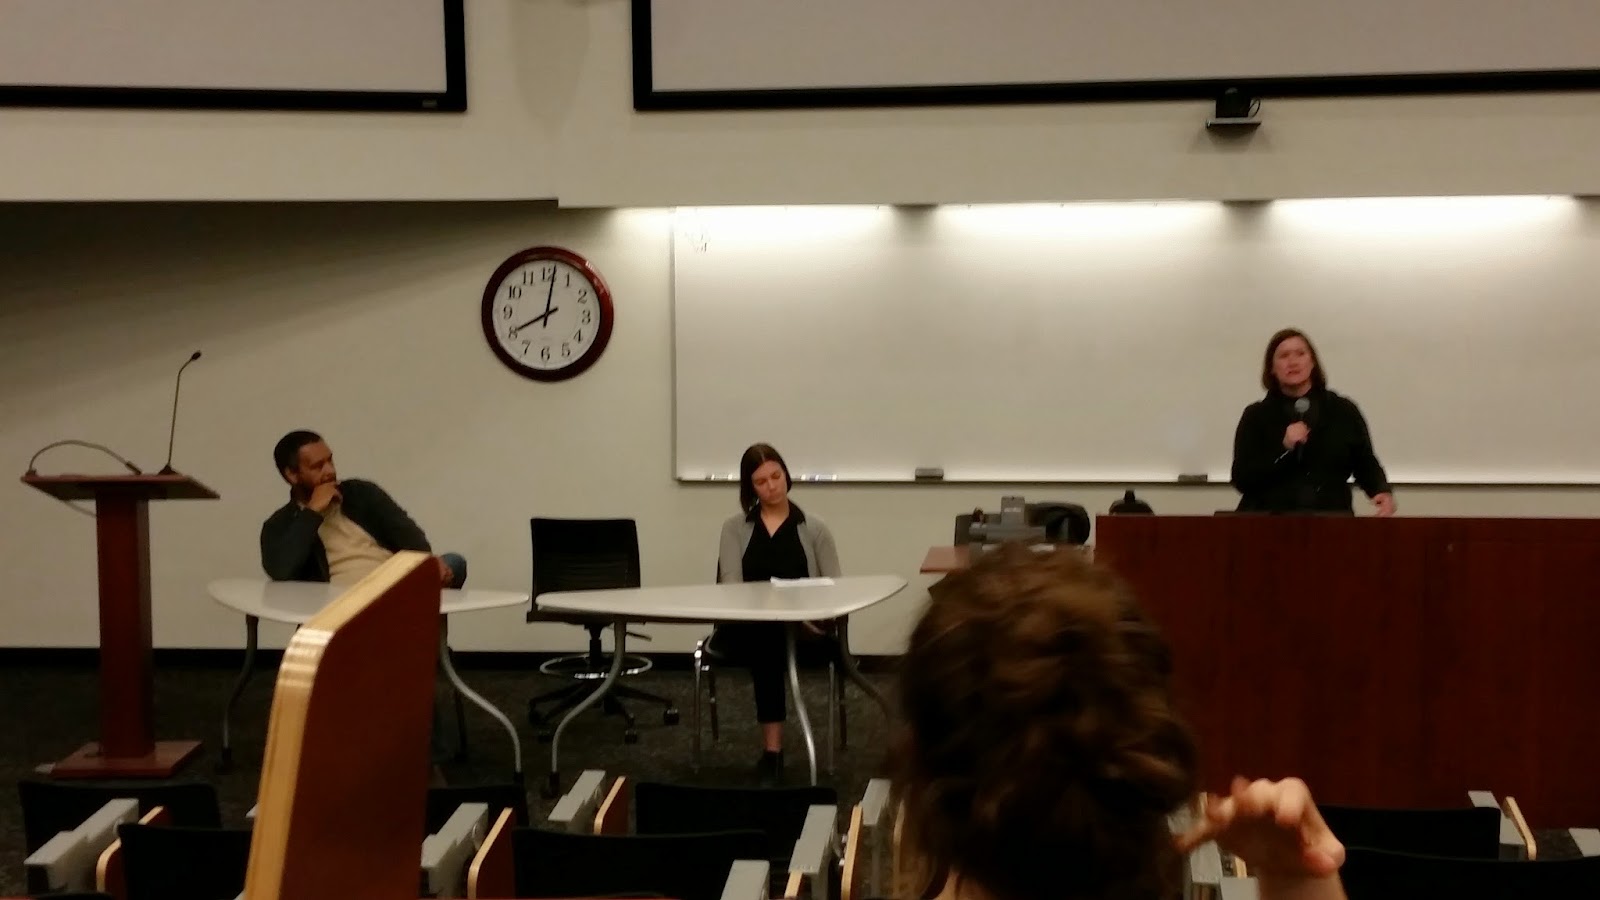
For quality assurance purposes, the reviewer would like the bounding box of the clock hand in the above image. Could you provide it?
[541,270,558,328]
[509,307,562,337]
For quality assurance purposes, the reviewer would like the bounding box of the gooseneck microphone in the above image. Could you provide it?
[158,351,203,475]
[24,439,143,477]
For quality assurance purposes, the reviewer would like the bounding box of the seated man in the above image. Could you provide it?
[260,429,466,775]
[261,429,465,589]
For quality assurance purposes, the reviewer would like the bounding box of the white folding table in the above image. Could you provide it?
[536,575,907,791]
[207,578,528,779]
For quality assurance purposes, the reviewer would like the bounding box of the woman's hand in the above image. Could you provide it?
[1283,423,1311,451]
[1177,777,1346,898]
[1372,493,1396,517]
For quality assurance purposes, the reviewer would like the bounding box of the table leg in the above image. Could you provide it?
[549,621,626,796]
[786,624,819,786]
[219,615,258,768]
[437,616,522,779]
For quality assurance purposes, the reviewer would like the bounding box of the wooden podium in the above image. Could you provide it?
[22,473,219,778]
[1094,514,1600,827]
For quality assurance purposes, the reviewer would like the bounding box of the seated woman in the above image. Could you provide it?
[716,443,842,785]
[894,543,1347,900]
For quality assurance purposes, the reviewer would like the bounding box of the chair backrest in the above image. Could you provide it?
[242,552,440,900]
[511,827,768,900]
[953,514,976,546]
[1319,804,1503,860]
[1340,845,1600,898]
[1024,502,1091,544]
[1108,489,1154,514]
[18,779,221,854]
[117,823,252,900]
[633,782,837,858]
[530,518,642,604]
[426,782,530,834]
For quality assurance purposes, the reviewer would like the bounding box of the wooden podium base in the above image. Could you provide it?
[50,740,202,779]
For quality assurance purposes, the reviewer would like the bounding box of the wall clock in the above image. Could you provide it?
[481,246,615,381]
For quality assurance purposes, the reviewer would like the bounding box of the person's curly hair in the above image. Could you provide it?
[893,543,1199,900]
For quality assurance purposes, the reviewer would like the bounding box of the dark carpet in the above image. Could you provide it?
[0,657,895,897]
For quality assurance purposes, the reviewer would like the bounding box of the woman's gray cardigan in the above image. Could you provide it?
[717,504,841,583]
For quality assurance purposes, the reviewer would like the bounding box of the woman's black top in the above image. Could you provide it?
[741,507,811,582]
[1231,387,1391,513]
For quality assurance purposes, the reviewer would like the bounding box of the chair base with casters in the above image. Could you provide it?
[528,622,679,744]
[690,626,849,772]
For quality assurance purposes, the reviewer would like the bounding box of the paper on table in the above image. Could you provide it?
[771,577,836,587]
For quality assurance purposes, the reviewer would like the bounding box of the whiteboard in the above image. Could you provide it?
[638,0,1600,107]
[672,197,1600,485]
[0,0,462,111]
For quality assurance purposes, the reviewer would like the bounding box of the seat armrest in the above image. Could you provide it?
[547,770,608,833]
[24,798,138,894]
[421,802,489,898]
[784,804,838,900]
[721,860,771,900]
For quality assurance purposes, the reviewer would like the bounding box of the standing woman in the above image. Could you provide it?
[716,443,842,784]
[1232,328,1396,516]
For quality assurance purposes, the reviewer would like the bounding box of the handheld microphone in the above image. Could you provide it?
[1272,397,1313,465]
[158,351,202,475]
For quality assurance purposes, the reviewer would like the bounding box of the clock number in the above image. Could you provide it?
[539,346,552,362]
[581,309,592,325]
[521,268,537,285]
[573,329,583,342]
[520,340,531,356]
[501,305,513,319]
[565,272,572,287]
[577,290,588,304]
[541,265,556,282]
[507,284,523,300]
[561,343,573,358]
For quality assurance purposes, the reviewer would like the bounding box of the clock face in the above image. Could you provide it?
[481,247,614,381]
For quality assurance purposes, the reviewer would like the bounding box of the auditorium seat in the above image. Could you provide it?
[23,799,139,897]
[629,779,838,898]
[18,778,221,855]
[114,821,252,900]
[1318,802,1504,859]
[1340,846,1600,898]
[425,781,529,833]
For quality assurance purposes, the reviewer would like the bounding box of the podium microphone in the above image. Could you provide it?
[158,351,202,475]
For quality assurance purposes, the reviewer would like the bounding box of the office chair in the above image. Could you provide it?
[1109,489,1154,514]
[1026,501,1091,543]
[527,518,678,744]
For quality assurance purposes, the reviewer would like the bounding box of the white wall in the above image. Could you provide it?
[7,0,1600,204]
[8,2,1600,652]
[5,202,1600,653]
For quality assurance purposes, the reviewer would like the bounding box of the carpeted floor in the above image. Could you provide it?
[0,657,895,897]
